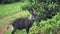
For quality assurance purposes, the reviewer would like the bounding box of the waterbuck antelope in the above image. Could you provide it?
[11,9,37,34]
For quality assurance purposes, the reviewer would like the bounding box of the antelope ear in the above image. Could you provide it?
[32,8,36,13]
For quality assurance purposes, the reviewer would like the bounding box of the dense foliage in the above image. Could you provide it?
[29,12,60,34]
[22,0,60,34]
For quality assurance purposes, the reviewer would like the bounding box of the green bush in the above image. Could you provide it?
[29,12,60,34]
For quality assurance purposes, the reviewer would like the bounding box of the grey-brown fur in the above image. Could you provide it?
[11,8,36,34]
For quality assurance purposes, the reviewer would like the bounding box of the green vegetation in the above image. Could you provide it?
[0,2,22,18]
[0,0,60,34]
[0,11,30,34]
[30,12,60,34]
[0,1,30,18]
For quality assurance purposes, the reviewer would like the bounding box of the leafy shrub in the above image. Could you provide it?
[29,12,60,34]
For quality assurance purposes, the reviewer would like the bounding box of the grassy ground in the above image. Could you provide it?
[0,2,22,18]
[0,11,30,34]
[0,1,30,18]
[0,1,30,34]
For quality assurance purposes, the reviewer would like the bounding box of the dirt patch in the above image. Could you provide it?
[0,23,10,34]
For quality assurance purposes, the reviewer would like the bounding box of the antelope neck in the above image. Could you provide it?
[28,14,34,20]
